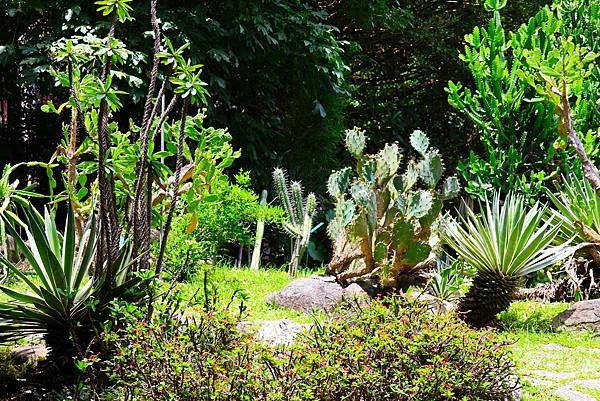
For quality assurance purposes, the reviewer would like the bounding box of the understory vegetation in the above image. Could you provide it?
[0,0,599,400]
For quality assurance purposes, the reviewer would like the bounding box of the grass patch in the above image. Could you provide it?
[500,301,600,401]
[177,265,322,323]
[1,265,319,322]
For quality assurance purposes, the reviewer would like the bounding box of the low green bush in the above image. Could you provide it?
[281,298,519,401]
[98,304,259,401]
[160,171,284,274]
[91,297,519,401]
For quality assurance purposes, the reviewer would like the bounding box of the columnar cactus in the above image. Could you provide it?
[327,128,459,288]
[273,168,317,277]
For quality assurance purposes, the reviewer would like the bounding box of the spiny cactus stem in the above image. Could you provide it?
[291,181,305,223]
[273,169,297,226]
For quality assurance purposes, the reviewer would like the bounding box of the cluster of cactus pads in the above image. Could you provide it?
[326,128,459,288]
[273,168,317,277]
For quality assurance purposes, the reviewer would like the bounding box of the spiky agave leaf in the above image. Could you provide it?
[0,202,141,365]
[547,174,600,244]
[443,191,574,326]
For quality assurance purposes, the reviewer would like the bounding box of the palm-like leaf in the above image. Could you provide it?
[443,191,572,278]
[547,174,600,243]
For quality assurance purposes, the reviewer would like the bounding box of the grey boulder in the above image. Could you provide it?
[267,276,344,313]
[553,299,600,331]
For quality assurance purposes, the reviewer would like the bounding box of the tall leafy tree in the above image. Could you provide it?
[446,0,599,199]
[315,0,549,169]
[0,0,348,193]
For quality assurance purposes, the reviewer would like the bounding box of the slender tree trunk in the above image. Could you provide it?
[560,82,600,194]
[95,16,120,280]
[156,98,189,275]
[250,190,267,270]
[132,0,162,271]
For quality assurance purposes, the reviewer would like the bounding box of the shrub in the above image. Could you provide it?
[161,171,284,273]
[94,297,519,401]
[276,298,519,401]
[98,302,264,401]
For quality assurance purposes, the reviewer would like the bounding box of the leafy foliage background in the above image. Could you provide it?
[0,0,549,197]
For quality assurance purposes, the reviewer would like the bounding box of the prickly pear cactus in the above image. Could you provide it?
[327,128,459,288]
[273,168,317,277]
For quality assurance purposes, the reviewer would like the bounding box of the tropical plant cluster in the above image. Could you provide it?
[0,0,598,399]
[447,0,599,200]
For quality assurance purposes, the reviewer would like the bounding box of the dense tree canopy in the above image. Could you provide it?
[0,0,552,195]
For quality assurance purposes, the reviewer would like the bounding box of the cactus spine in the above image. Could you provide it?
[327,128,459,288]
[273,168,317,277]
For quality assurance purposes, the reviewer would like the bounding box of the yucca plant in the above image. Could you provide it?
[547,175,600,246]
[443,192,572,327]
[0,203,143,369]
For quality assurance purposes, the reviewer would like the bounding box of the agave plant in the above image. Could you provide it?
[429,257,467,302]
[443,192,572,327]
[0,203,143,368]
[0,163,45,282]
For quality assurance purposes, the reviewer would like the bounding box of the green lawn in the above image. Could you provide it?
[176,265,318,322]
[499,301,600,401]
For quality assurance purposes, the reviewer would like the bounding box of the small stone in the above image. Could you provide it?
[531,370,577,380]
[574,379,600,390]
[343,283,369,298]
[553,299,600,332]
[10,345,47,364]
[345,275,380,297]
[406,289,455,313]
[256,319,309,346]
[311,274,337,283]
